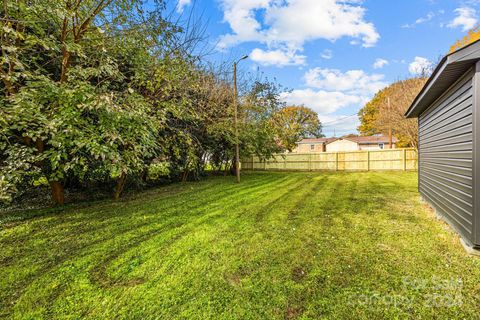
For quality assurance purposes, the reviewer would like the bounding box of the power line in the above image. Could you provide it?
[323,128,358,132]
[321,113,358,126]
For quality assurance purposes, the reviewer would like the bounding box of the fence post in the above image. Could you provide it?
[403,149,407,171]
[309,153,312,171]
[284,154,287,170]
[367,151,370,171]
[252,155,254,171]
[335,152,339,171]
[264,158,267,171]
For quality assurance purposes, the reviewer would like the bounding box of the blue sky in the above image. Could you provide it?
[174,0,480,136]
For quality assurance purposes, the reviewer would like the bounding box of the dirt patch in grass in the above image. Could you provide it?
[291,266,307,283]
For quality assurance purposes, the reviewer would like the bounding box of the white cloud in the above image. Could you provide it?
[263,0,379,48]
[321,49,333,59]
[217,0,380,57]
[250,48,306,66]
[280,67,388,134]
[280,89,364,114]
[303,68,387,96]
[176,0,192,13]
[402,12,435,28]
[408,56,433,75]
[373,58,389,69]
[448,7,477,31]
[280,67,386,115]
[218,0,269,49]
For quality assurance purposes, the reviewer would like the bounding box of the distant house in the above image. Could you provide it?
[327,136,398,152]
[295,135,397,153]
[294,137,338,153]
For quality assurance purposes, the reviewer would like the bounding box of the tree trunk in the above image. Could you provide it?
[60,50,71,83]
[181,170,189,182]
[141,169,148,183]
[40,141,65,205]
[2,77,15,96]
[114,173,127,200]
[49,181,65,205]
[230,158,236,176]
[223,161,229,176]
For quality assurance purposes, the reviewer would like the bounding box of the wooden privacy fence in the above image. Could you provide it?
[242,148,418,171]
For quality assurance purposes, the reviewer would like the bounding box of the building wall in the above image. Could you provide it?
[359,143,396,150]
[294,141,396,152]
[418,68,475,246]
[295,143,324,153]
[326,139,359,152]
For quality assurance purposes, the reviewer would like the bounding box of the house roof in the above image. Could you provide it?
[298,138,338,144]
[299,135,397,145]
[345,135,398,144]
[405,38,480,118]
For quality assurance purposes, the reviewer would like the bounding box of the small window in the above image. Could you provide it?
[378,143,384,149]
[310,144,315,150]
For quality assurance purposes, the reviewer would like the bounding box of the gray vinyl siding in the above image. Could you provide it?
[419,68,475,244]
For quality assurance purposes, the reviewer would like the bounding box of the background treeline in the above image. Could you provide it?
[357,77,428,148]
[0,0,322,205]
[357,26,480,148]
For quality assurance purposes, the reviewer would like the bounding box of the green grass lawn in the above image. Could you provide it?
[1,172,480,319]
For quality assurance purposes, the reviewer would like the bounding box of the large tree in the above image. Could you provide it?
[358,78,427,148]
[0,0,180,203]
[0,1,293,205]
[450,25,480,53]
[271,106,323,151]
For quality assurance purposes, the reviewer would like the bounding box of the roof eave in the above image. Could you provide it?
[406,39,480,119]
[405,56,449,118]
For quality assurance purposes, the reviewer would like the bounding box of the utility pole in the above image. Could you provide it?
[233,55,248,183]
[388,97,393,149]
